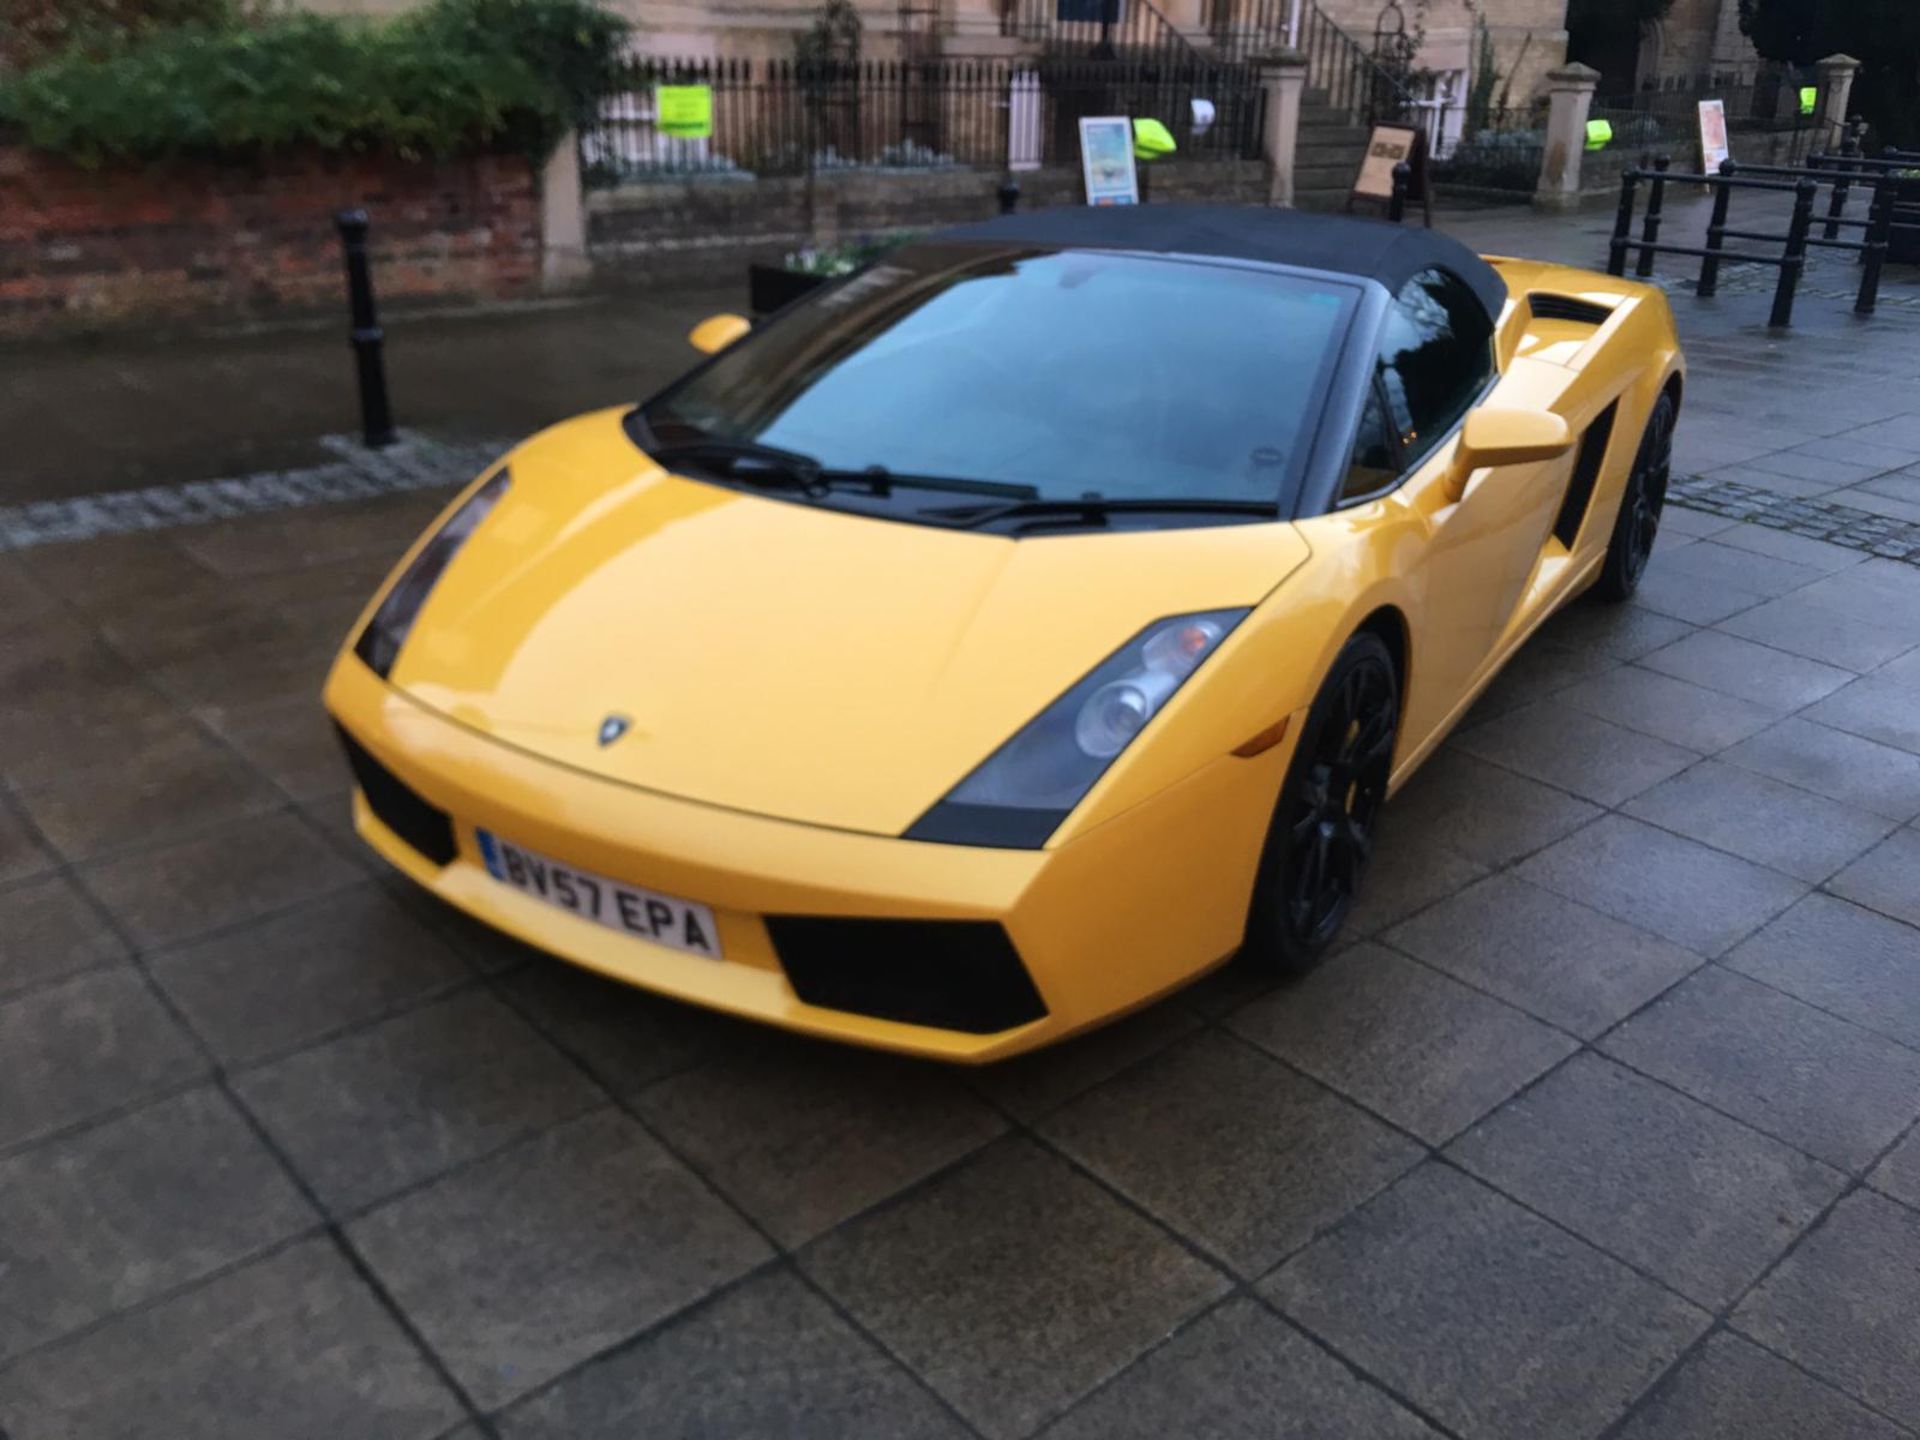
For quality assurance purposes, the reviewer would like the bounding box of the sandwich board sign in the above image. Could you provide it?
[1349,123,1431,224]
[1079,116,1139,205]
[1697,98,1730,173]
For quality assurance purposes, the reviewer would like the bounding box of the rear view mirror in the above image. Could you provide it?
[688,313,752,355]
[1457,408,1574,470]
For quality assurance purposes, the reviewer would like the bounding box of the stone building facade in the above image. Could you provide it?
[628,0,1571,103]
[1633,0,1760,88]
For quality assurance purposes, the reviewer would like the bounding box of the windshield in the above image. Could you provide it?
[638,243,1359,516]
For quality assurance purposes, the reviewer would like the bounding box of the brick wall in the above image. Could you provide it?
[0,146,542,338]
[587,161,1272,284]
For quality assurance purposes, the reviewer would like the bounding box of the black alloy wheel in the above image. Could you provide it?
[1246,631,1400,974]
[1596,391,1676,601]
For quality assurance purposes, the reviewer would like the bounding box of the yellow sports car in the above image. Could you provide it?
[326,205,1683,1061]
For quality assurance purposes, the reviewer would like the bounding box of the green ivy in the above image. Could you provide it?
[0,0,631,166]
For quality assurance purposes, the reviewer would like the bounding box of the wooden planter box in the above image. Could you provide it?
[748,264,833,315]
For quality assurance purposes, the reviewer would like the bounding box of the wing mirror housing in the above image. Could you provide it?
[1457,408,1575,471]
[687,313,752,354]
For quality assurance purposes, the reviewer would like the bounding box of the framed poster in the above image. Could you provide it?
[1697,98,1730,174]
[1079,116,1139,206]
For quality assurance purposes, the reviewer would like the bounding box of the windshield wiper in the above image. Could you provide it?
[923,496,1279,530]
[650,440,1040,504]
[646,437,826,491]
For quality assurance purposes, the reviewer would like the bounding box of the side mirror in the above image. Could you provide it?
[687,313,752,355]
[1457,408,1574,470]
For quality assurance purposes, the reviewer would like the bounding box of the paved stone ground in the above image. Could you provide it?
[5,212,1920,1440]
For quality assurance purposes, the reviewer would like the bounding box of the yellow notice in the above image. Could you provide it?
[657,85,714,139]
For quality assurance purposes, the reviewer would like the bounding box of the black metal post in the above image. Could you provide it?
[1608,169,1640,277]
[1822,136,1854,242]
[1388,160,1411,224]
[997,175,1021,214]
[1697,161,1736,298]
[1858,172,1896,317]
[1770,176,1818,329]
[1636,154,1670,279]
[334,209,396,449]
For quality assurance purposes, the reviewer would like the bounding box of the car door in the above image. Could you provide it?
[1337,268,1567,746]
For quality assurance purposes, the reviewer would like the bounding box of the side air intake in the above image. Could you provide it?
[1530,293,1614,326]
[1552,402,1619,549]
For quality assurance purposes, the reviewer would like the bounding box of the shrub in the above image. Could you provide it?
[0,0,241,70]
[0,0,630,166]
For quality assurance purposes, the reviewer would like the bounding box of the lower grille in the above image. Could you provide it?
[766,916,1048,1035]
[334,726,458,866]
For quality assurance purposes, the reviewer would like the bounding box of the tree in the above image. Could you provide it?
[1738,0,1920,148]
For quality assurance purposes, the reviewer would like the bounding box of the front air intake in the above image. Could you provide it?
[767,916,1049,1034]
[334,726,459,866]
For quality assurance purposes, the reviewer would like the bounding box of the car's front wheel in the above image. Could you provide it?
[1594,391,1676,602]
[1244,631,1400,975]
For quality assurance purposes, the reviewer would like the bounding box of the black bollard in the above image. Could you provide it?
[1698,161,1736,298]
[1823,137,1855,242]
[1770,176,1818,329]
[335,208,397,449]
[1636,154,1670,279]
[1607,169,1640,277]
[1388,161,1411,224]
[997,176,1021,215]
[1858,173,1896,317]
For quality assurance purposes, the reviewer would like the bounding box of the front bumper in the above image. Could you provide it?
[323,653,1294,1062]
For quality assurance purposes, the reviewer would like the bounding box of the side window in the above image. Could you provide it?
[1338,379,1399,504]
[1377,268,1495,470]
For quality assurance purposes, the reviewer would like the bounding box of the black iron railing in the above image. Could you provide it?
[582,56,1268,185]
[1605,145,1920,326]
[1203,0,1412,123]
[1425,102,1547,195]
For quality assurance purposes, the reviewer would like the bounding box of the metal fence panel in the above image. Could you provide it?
[582,56,1267,187]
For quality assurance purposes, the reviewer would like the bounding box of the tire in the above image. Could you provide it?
[1594,391,1677,603]
[1243,631,1400,976]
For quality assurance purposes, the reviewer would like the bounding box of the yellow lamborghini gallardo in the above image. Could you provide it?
[325,205,1684,1061]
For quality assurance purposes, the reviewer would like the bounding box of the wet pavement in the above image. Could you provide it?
[5,204,1920,1440]
[0,284,737,504]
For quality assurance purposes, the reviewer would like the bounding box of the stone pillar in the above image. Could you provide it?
[1533,62,1601,214]
[1814,53,1861,154]
[540,131,591,293]
[1254,47,1309,209]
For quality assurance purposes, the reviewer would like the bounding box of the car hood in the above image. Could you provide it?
[390,409,1311,836]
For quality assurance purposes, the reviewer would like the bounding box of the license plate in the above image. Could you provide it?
[476,830,722,960]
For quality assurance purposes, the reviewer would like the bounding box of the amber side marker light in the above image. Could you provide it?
[1233,716,1291,758]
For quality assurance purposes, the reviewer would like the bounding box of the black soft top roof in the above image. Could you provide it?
[932,204,1509,320]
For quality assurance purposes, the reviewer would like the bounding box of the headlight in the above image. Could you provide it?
[904,608,1248,849]
[353,468,509,679]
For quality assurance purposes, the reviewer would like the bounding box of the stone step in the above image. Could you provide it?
[1298,121,1369,142]
[1290,139,1367,159]
[1295,162,1358,187]
[1298,125,1369,143]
